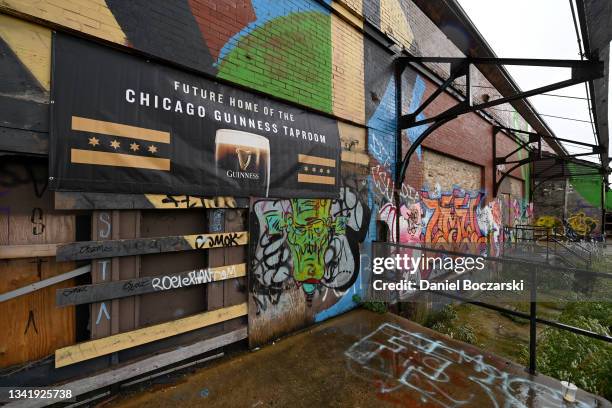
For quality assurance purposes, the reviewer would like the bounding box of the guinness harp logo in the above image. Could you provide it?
[215,129,271,197]
[69,116,171,171]
[236,148,252,171]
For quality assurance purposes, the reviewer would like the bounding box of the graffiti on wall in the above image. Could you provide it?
[375,183,504,254]
[251,180,370,311]
[566,211,597,239]
[420,189,486,245]
[510,198,532,226]
[535,212,599,241]
[346,323,594,408]
[534,215,562,230]
[363,57,510,252]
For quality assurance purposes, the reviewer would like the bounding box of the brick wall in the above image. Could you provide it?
[422,149,482,192]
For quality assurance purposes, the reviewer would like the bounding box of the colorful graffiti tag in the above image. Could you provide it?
[420,189,486,245]
[566,211,597,239]
[251,183,370,310]
[378,202,423,243]
[510,198,533,226]
[534,215,562,230]
[375,185,504,254]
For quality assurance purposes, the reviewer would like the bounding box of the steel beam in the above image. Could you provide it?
[396,56,603,70]
[502,151,600,165]
[395,57,605,190]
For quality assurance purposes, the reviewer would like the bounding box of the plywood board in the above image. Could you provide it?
[57,264,246,306]
[1,265,90,302]
[55,192,248,210]
[0,243,57,259]
[56,231,249,261]
[137,209,209,329]
[55,303,247,368]
[0,161,77,368]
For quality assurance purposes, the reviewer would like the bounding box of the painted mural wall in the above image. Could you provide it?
[533,168,604,241]
[0,0,535,347]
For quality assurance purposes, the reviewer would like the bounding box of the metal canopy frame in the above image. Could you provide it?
[492,126,606,196]
[395,56,604,189]
[392,56,605,240]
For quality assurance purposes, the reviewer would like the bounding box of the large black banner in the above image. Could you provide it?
[50,34,340,198]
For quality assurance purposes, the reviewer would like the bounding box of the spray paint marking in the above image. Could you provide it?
[24,310,39,335]
[99,212,111,239]
[345,323,594,408]
[96,302,110,325]
[98,259,110,281]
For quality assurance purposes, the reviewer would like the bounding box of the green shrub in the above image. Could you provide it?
[562,302,612,329]
[454,324,477,344]
[424,304,457,328]
[352,294,387,314]
[522,310,612,400]
[425,304,477,344]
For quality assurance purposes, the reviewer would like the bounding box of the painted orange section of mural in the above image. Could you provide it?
[421,189,486,244]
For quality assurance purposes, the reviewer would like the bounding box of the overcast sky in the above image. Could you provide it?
[457,0,607,163]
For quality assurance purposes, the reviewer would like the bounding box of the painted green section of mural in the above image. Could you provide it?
[568,163,606,209]
[285,199,343,294]
[217,12,333,113]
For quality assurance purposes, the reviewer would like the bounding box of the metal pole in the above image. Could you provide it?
[546,229,549,263]
[394,62,403,244]
[528,265,537,375]
[601,175,606,243]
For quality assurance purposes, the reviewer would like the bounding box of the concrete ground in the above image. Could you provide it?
[109,309,610,408]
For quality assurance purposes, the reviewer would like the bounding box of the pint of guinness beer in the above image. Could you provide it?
[215,129,270,196]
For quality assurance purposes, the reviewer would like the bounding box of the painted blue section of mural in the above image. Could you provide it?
[368,78,397,173]
[365,77,395,271]
[314,76,395,323]
[406,75,428,161]
[215,0,329,65]
[314,280,360,322]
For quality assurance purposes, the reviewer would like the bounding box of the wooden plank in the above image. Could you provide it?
[0,243,58,259]
[55,303,247,368]
[207,209,226,310]
[90,211,114,343]
[0,95,48,133]
[56,231,249,261]
[223,209,248,335]
[135,209,209,330]
[0,265,90,303]
[5,328,247,408]
[54,192,249,210]
[0,127,48,156]
[145,194,248,209]
[57,263,246,306]
[0,160,77,368]
[115,211,140,336]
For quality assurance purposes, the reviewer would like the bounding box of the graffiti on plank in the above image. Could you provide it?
[57,264,246,306]
[145,194,242,209]
[56,232,248,261]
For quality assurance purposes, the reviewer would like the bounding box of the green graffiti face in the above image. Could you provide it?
[285,199,331,294]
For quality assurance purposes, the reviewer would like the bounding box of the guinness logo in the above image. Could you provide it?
[236,148,252,171]
[215,129,271,197]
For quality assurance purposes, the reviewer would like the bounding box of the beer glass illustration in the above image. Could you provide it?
[215,129,270,197]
